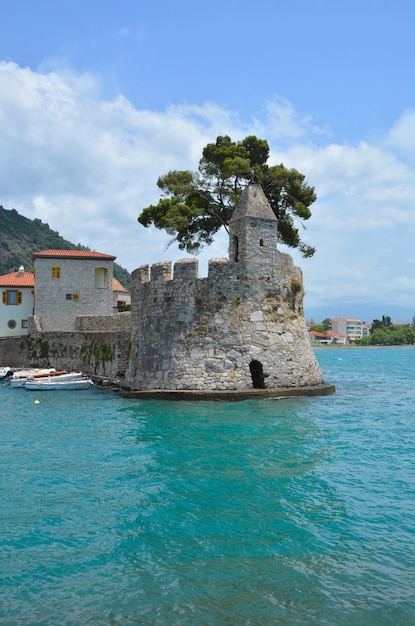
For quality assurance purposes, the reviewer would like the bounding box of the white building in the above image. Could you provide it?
[331,318,371,343]
[0,266,34,337]
[32,249,116,332]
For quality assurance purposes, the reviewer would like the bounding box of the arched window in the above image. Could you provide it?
[95,267,108,288]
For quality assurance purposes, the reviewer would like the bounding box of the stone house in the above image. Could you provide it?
[0,266,34,337]
[31,249,116,332]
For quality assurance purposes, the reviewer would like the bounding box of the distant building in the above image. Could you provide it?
[331,318,371,343]
[308,330,346,345]
[113,277,131,313]
[0,266,34,337]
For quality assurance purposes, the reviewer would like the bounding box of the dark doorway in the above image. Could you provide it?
[249,360,265,388]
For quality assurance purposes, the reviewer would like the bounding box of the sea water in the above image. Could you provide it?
[1,347,414,625]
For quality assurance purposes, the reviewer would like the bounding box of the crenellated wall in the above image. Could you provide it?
[126,253,324,391]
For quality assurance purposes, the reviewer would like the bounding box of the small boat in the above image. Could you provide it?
[9,368,61,388]
[25,377,93,391]
[0,366,12,381]
[25,371,84,384]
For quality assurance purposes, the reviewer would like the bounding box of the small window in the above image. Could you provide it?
[2,290,22,305]
[66,293,79,301]
[51,266,60,279]
[259,238,264,247]
[21,319,28,329]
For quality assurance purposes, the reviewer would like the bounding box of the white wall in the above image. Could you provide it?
[0,288,34,337]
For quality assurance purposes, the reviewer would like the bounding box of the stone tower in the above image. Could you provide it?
[229,182,278,272]
[126,183,326,392]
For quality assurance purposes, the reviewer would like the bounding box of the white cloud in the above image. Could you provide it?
[0,61,414,317]
[387,109,415,159]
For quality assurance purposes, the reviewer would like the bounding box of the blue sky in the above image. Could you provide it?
[0,0,414,321]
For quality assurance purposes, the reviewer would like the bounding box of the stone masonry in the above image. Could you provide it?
[126,183,326,391]
[32,251,115,332]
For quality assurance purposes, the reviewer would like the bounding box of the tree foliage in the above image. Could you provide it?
[138,135,317,257]
[368,325,415,345]
[355,316,415,345]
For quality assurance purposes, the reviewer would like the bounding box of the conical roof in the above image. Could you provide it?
[230,183,277,222]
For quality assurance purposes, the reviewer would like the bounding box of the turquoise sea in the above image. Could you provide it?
[1,347,415,625]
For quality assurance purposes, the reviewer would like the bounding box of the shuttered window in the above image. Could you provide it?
[2,290,22,305]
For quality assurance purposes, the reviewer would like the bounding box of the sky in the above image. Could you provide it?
[0,0,414,322]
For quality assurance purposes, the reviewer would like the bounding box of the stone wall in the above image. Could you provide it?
[1,327,130,378]
[126,255,324,391]
[76,311,131,332]
[0,336,29,368]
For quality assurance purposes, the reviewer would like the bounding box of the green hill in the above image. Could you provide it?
[0,205,130,288]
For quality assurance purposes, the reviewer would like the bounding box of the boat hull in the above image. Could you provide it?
[25,379,93,391]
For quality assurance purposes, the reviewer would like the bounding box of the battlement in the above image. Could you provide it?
[133,257,234,287]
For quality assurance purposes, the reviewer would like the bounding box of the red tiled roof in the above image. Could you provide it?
[308,330,345,339]
[31,249,116,260]
[112,277,129,292]
[0,271,35,287]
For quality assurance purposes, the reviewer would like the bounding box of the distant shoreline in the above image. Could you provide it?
[313,344,415,349]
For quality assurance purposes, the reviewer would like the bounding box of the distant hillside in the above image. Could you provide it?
[0,206,130,288]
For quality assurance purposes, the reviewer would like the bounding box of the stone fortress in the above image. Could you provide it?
[125,183,329,395]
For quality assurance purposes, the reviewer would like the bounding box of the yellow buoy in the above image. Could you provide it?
[34,399,40,404]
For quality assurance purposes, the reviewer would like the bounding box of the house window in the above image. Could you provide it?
[2,290,22,305]
[51,266,61,279]
[95,267,108,288]
[21,319,28,329]
[66,293,79,301]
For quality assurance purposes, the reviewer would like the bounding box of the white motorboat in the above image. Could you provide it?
[8,368,59,388]
[25,377,93,391]
[25,371,84,384]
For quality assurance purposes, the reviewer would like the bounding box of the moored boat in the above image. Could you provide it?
[8,368,61,388]
[25,371,84,384]
[25,377,93,391]
[0,366,12,381]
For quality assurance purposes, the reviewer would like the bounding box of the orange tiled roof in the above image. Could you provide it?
[308,330,345,339]
[32,249,116,261]
[0,271,35,288]
[308,330,326,337]
[112,277,129,292]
